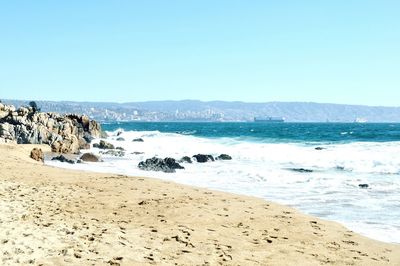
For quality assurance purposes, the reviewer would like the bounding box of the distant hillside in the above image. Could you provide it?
[2,99,400,122]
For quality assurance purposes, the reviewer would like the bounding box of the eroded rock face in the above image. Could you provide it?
[0,103,102,154]
[30,148,44,162]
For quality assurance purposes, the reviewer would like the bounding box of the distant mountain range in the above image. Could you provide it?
[2,99,400,122]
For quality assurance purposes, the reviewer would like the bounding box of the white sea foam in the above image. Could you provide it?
[46,129,400,243]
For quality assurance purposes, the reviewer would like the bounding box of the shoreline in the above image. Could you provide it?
[1,143,399,265]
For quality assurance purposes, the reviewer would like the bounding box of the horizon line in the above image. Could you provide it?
[3,98,400,109]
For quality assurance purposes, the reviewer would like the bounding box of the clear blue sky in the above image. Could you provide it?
[0,1,399,106]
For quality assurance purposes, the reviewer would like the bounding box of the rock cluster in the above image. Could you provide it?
[139,153,233,173]
[185,154,232,163]
[138,157,184,173]
[0,103,102,153]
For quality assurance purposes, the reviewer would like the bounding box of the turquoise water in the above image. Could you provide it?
[102,122,400,143]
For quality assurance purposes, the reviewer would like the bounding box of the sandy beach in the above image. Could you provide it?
[0,144,399,265]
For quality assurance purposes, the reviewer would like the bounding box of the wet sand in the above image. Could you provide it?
[0,143,399,265]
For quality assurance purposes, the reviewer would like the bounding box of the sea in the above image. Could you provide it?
[46,122,400,243]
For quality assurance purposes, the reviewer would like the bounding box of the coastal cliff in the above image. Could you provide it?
[0,103,102,153]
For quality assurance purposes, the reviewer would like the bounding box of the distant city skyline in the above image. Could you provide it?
[1,1,399,106]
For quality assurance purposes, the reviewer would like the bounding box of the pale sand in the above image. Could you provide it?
[0,144,399,265]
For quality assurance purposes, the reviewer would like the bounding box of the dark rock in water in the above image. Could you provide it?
[289,168,313,173]
[52,155,75,164]
[179,156,192,163]
[132,138,144,142]
[116,146,125,151]
[138,157,184,173]
[100,140,114,149]
[117,131,123,136]
[315,147,325,150]
[193,154,214,163]
[359,184,369,189]
[80,153,100,162]
[93,140,114,149]
[164,157,184,169]
[116,137,125,141]
[100,149,125,157]
[132,151,144,155]
[30,148,44,162]
[216,154,232,160]
[336,166,345,171]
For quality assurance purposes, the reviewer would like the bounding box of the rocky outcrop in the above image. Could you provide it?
[0,103,102,154]
[132,138,144,142]
[138,157,184,173]
[30,148,44,162]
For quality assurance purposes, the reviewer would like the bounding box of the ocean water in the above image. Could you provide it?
[47,122,400,243]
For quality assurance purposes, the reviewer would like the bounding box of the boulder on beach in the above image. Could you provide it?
[132,138,144,142]
[193,154,214,163]
[80,153,100,162]
[116,137,125,141]
[30,148,44,162]
[51,155,75,164]
[138,157,184,173]
[93,140,115,149]
[315,147,325,150]
[216,154,232,160]
[359,184,369,189]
